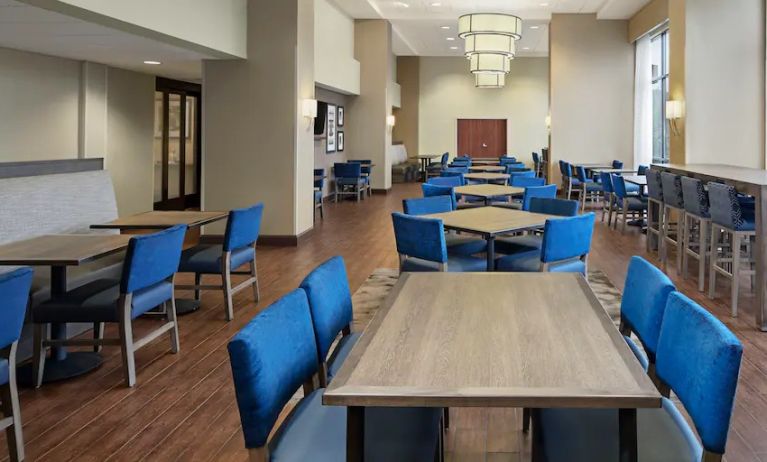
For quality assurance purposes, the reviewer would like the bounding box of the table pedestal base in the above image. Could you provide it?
[176,299,201,315]
[18,352,102,387]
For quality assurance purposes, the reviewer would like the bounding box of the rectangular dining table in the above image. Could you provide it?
[468,165,506,173]
[464,172,510,184]
[324,272,661,462]
[426,206,554,270]
[654,163,767,331]
[0,234,132,384]
[454,184,523,206]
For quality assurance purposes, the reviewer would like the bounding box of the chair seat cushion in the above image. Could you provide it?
[269,389,441,462]
[624,197,647,212]
[495,235,542,255]
[537,398,702,462]
[179,245,255,274]
[0,359,7,386]
[625,183,641,194]
[445,234,487,256]
[314,190,323,202]
[496,255,586,274]
[337,178,365,187]
[402,255,487,272]
[327,332,361,381]
[33,278,174,322]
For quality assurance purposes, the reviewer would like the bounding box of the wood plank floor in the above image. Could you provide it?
[3,182,767,461]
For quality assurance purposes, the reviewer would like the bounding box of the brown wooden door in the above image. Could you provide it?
[457,119,507,158]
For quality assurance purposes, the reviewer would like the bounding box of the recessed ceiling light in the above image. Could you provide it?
[143,60,161,65]
[440,25,450,29]
[446,37,455,41]
[530,25,540,30]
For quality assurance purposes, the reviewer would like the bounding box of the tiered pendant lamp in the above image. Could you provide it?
[475,73,505,89]
[469,53,510,75]
[459,13,523,89]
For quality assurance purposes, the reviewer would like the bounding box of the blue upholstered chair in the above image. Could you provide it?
[612,174,647,234]
[507,170,536,184]
[511,176,545,188]
[313,168,324,222]
[403,196,487,257]
[534,291,743,462]
[619,256,676,371]
[599,172,616,225]
[496,213,595,274]
[0,268,33,462]
[637,165,649,176]
[333,162,365,202]
[646,169,665,255]
[177,203,263,321]
[425,152,449,179]
[495,198,579,257]
[441,167,468,179]
[33,225,187,387]
[521,184,558,211]
[660,172,686,273]
[681,177,711,292]
[532,152,542,176]
[612,160,624,169]
[227,289,442,461]
[427,176,463,187]
[575,166,602,212]
[422,183,458,211]
[392,213,486,272]
[350,160,373,197]
[707,182,756,317]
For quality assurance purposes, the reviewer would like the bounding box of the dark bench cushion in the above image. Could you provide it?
[179,245,254,274]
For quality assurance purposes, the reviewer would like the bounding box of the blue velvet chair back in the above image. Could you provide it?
[121,224,187,295]
[563,162,574,178]
[440,152,449,167]
[558,160,566,177]
[637,165,649,176]
[612,160,624,169]
[681,176,710,218]
[428,176,462,187]
[656,292,743,455]
[334,162,361,179]
[442,167,468,176]
[313,168,324,190]
[224,203,265,252]
[646,169,664,201]
[299,256,353,361]
[660,172,684,209]
[500,157,518,166]
[422,184,458,210]
[0,267,33,349]
[621,256,676,363]
[522,184,557,211]
[403,196,453,215]
[528,198,579,217]
[599,172,614,193]
[511,176,545,188]
[541,213,595,263]
[612,174,629,199]
[708,182,747,230]
[228,289,318,449]
[532,152,540,164]
[508,169,535,179]
[575,166,589,183]
[391,213,447,264]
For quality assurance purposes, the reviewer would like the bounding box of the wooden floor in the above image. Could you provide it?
[4,182,767,461]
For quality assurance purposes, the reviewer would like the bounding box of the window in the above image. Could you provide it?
[651,30,670,163]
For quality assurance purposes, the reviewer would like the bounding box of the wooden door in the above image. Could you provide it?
[457,119,507,158]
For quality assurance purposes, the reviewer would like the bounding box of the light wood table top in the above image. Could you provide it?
[469,165,506,172]
[0,234,132,266]
[654,163,767,188]
[471,160,501,165]
[623,175,648,186]
[91,210,228,230]
[416,154,440,159]
[324,272,661,409]
[455,184,523,199]
[425,206,553,236]
[590,168,637,174]
[577,162,613,168]
[464,172,510,182]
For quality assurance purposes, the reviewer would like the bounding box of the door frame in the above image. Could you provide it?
[154,77,202,211]
[456,118,508,158]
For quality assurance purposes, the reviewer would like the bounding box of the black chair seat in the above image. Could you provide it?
[178,244,254,274]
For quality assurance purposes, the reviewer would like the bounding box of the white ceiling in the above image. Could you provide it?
[0,0,215,80]
[330,0,651,56]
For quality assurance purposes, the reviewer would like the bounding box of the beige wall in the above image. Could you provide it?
[550,14,634,181]
[393,56,419,159]
[314,0,360,95]
[417,57,549,166]
[203,0,315,238]
[314,87,349,197]
[628,0,668,42]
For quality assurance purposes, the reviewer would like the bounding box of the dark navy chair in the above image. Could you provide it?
[646,170,665,254]
[426,152,449,179]
[496,213,595,274]
[575,166,602,212]
[0,268,33,462]
[495,198,579,257]
[403,196,487,257]
[707,182,756,317]
[660,172,686,274]
[612,160,624,169]
[599,172,616,225]
[612,174,647,234]
[227,289,442,461]
[177,203,263,321]
[333,162,366,202]
[314,168,324,222]
[681,177,711,292]
[534,291,743,462]
[392,213,486,273]
[637,165,649,176]
[33,225,187,387]
[619,256,676,372]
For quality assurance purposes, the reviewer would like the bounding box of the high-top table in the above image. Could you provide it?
[325,272,661,462]
[0,234,132,384]
[654,163,767,331]
[426,206,553,270]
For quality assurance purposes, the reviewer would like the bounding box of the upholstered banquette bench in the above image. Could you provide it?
[0,159,123,360]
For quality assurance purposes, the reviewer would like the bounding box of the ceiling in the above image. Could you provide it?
[0,0,215,80]
[330,0,651,56]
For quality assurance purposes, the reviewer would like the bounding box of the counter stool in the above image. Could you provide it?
[708,182,756,317]
[645,170,664,254]
[659,172,685,274]
[680,177,711,292]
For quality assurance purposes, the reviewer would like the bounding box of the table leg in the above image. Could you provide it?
[347,406,365,462]
[757,187,767,331]
[618,408,638,462]
[50,266,68,361]
[486,236,496,272]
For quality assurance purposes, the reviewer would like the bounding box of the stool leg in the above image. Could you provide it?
[681,214,690,280]
[676,212,685,275]
[731,232,741,317]
[698,221,708,293]
[660,206,668,271]
[709,226,719,300]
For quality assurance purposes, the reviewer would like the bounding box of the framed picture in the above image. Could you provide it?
[338,131,345,151]
[326,104,337,153]
[338,106,345,127]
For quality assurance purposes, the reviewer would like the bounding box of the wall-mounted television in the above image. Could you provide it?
[314,101,328,136]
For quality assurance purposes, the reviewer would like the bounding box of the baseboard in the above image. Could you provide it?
[201,228,314,248]
[372,188,391,195]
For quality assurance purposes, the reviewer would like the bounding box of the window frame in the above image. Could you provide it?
[651,29,670,163]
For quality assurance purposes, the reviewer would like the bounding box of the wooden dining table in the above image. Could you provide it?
[454,184,524,206]
[324,272,662,462]
[425,206,553,270]
[654,163,767,331]
[464,172,510,184]
[468,165,506,173]
[0,234,132,384]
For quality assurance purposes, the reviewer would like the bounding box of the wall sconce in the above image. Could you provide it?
[665,100,684,136]
[387,115,396,127]
[302,99,317,129]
